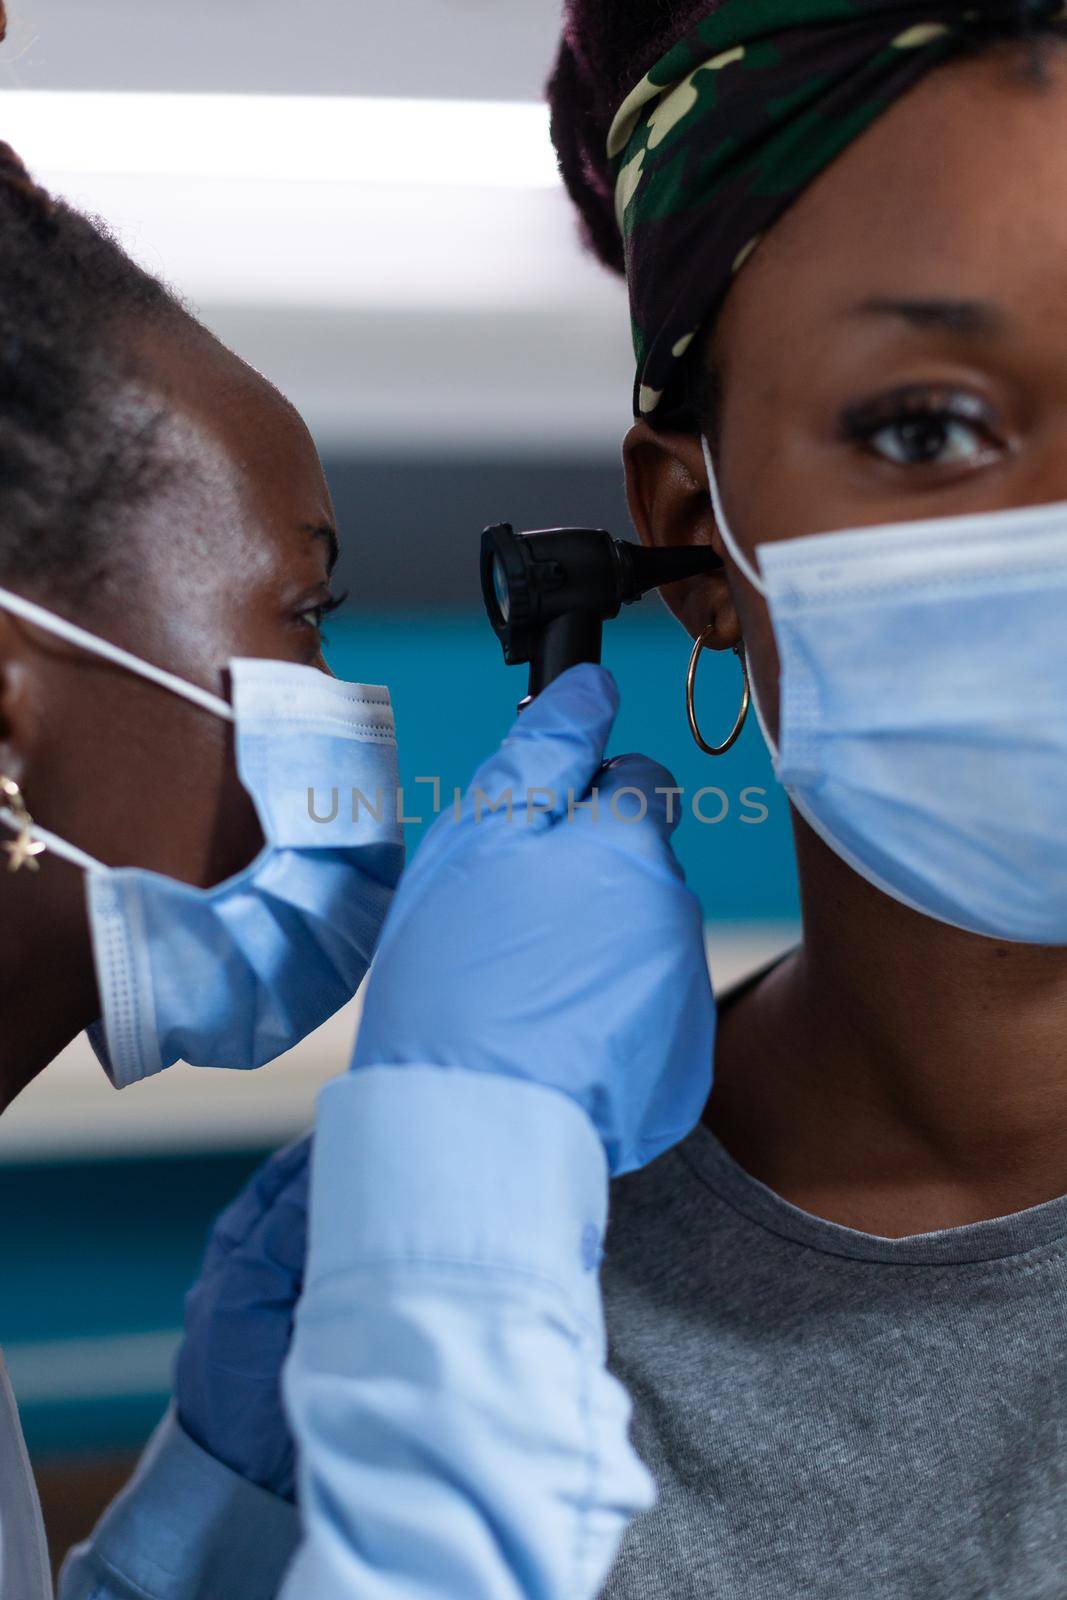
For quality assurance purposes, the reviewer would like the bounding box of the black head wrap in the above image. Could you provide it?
[609,0,1066,421]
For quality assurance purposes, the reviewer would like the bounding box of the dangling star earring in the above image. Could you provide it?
[0,776,46,872]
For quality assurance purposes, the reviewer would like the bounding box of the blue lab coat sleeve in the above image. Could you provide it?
[58,1406,300,1600]
[279,1065,655,1599]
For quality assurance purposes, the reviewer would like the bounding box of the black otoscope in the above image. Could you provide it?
[481,522,722,704]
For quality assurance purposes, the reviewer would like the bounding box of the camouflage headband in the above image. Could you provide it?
[609,0,1067,423]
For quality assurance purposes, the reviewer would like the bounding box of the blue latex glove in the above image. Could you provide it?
[353,663,715,1174]
[175,1136,310,1503]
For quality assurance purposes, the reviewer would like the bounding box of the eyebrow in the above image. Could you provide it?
[847,296,1008,338]
[301,520,339,575]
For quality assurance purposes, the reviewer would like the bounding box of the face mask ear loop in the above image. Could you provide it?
[0,807,107,873]
[0,585,231,874]
[699,436,782,765]
[701,437,767,598]
[0,585,235,723]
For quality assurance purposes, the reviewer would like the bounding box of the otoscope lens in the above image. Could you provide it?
[492,554,511,623]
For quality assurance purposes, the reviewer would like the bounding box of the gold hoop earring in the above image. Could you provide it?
[686,630,750,756]
[0,775,46,872]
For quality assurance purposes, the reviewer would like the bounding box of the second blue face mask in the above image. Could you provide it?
[0,587,404,1086]
[702,437,1067,945]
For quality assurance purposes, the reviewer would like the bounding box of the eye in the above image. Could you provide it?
[294,590,348,638]
[869,413,986,466]
[840,385,1005,472]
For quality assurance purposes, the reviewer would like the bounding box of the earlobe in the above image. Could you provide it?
[622,419,741,647]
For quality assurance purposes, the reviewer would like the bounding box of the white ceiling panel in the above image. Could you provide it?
[2,0,564,101]
[0,4,639,456]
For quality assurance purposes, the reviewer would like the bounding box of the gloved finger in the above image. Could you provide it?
[464,663,620,828]
[561,754,689,881]
[198,1135,312,1277]
[573,753,686,839]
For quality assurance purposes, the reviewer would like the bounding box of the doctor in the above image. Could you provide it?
[0,112,398,1594]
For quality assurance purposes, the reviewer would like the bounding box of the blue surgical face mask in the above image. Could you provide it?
[701,435,1067,945]
[0,586,404,1085]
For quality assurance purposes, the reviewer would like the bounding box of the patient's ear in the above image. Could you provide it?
[623,420,740,648]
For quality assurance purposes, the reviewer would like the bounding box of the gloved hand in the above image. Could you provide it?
[175,1136,309,1502]
[353,663,715,1174]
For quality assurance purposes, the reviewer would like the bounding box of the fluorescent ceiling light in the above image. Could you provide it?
[0,87,632,454]
[0,89,561,189]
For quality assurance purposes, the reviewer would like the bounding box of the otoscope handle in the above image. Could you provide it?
[527,612,604,700]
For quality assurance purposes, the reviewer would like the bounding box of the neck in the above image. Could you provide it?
[708,816,1067,1235]
[0,872,98,1113]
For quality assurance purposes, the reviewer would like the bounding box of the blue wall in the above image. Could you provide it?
[8,1150,268,1455]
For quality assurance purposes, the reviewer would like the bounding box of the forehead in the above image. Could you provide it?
[133,320,333,538]
[99,319,337,607]
[715,43,1067,354]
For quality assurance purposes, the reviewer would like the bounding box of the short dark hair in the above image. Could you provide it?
[0,130,193,602]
